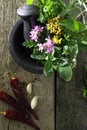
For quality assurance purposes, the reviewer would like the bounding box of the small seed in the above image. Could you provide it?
[31,96,38,109]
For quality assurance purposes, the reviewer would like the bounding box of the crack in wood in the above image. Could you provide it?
[54,72,57,130]
[7,120,10,130]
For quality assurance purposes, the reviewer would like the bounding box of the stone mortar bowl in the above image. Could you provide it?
[8,19,43,74]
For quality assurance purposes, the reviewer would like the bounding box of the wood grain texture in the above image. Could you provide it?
[56,51,87,130]
[0,1,54,130]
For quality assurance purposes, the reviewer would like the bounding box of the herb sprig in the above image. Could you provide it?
[24,0,87,81]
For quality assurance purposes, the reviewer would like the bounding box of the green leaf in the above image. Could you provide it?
[59,0,66,8]
[44,60,54,77]
[31,48,47,60]
[31,53,46,60]
[82,87,87,99]
[63,43,78,58]
[80,31,87,45]
[73,30,87,45]
[83,91,87,99]
[44,0,53,12]
[60,19,87,32]
[38,13,45,23]
[26,0,34,5]
[46,0,52,5]
[41,0,46,4]
[58,65,72,81]
[79,44,87,50]
[68,43,78,58]
[69,0,77,7]
[54,47,62,55]
[23,40,35,48]
[53,64,59,71]
[60,8,71,17]
[81,41,87,45]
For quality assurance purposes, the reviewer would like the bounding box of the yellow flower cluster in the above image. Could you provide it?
[85,0,87,3]
[52,35,62,44]
[46,16,62,35]
[46,16,62,44]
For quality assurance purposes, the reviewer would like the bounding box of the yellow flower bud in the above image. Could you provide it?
[53,35,62,44]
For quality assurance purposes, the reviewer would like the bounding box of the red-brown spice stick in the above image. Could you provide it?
[0,109,40,130]
[10,77,39,120]
[0,90,30,118]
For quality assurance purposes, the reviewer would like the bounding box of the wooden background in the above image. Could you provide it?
[56,51,87,130]
[0,0,87,130]
[0,0,54,130]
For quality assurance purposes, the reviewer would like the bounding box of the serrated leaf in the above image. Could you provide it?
[23,40,35,48]
[58,65,72,81]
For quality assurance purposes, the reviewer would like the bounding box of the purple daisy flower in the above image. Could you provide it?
[30,25,44,42]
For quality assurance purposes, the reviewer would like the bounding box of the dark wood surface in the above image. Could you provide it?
[1,1,87,130]
[55,51,87,130]
[0,1,54,130]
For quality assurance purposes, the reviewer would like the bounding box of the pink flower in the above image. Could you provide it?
[43,36,54,53]
[37,43,44,52]
[30,33,38,42]
[34,26,44,32]
[30,26,44,42]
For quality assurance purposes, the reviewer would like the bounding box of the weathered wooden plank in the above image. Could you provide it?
[56,51,87,130]
[8,67,55,130]
[0,0,54,130]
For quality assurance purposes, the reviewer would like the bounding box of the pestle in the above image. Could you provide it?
[17,5,39,41]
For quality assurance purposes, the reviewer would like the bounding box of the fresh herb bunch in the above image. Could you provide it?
[24,0,87,81]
